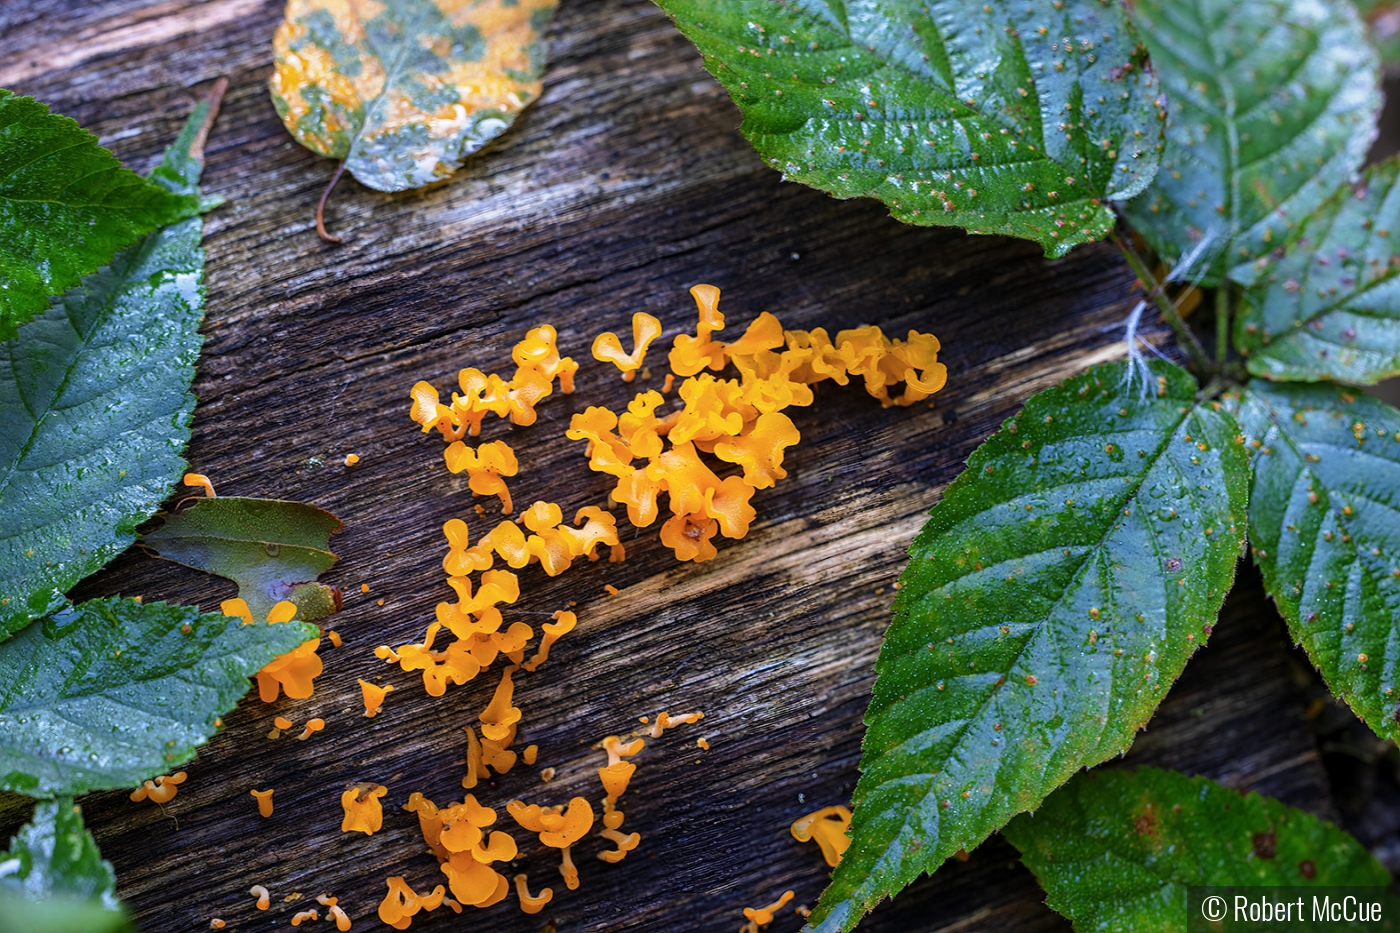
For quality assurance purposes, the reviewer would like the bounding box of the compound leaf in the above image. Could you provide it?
[807,361,1249,933]
[0,597,317,797]
[1124,0,1379,286]
[0,90,200,339]
[1240,381,1400,743]
[2,798,117,910]
[1004,767,1389,933]
[0,95,219,638]
[654,0,1164,258]
[141,496,343,624]
[269,0,557,192]
[1236,157,1400,384]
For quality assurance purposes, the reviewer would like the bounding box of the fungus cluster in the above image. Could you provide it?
[221,597,325,702]
[571,285,945,561]
[128,771,186,806]
[791,805,853,867]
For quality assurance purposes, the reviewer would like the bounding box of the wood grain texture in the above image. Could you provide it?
[0,0,1363,930]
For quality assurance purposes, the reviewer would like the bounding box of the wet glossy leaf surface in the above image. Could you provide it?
[1005,767,1389,932]
[269,0,557,192]
[0,103,214,639]
[3,798,117,909]
[1239,381,1400,743]
[1236,158,1400,384]
[0,598,317,797]
[807,361,1249,933]
[1124,0,1379,286]
[654,0,1164,258]
[0,91,199,340]
[141,496,343,624]
[0,892,134,933]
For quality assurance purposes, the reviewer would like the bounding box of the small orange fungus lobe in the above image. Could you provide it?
[209,920,226,930]
[291,908,319,926]
[250,885,271,911]
[298,718,325,740]
[251,788,275,818]
[327,629,343,647]
[221,598,253,624]
[344,453,360,466]
[256,634,323,703]
[593,312,663,381]
[523,610,576,672]
[443,439,519,513]
[603,735,644,766]
[650,710,704,738]
[604,584,620,595]
[183,472,216,497]
[669,284,727,376]
[540,767,556,782]
[598,762,636,801]
[598,828,641,863]
[791,805,853,867]
[743,890,796,930]
[514,873,554,914]
[697,737,711,751]
[327,904,352,931]
[267,600,299,624]
[340,783,388,835]
[131,771,185,805]
[273,716,293,731]
[360,678,394,717]
[523,744,539,766]
[378,877,446,930]
[360,583,370,594]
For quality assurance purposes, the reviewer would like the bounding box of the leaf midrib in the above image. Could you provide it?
[345,1,438,163]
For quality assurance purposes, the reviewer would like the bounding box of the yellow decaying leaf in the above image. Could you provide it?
[269,0,556,192]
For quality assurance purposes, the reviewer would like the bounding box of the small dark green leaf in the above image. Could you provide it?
[1236,158,1400,384]
[1005,767,1389,932]
[3,798,116,908]
[141,497,343,623]
[1124,0,1379,285]
[0,100,217,638]
[0,597,317,797]
[1239,381,1400,743]
[654,0,1164,258]
[807,361,1249,933]
[0,90,200,338]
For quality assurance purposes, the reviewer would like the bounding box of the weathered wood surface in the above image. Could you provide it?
[0,0,1382,931]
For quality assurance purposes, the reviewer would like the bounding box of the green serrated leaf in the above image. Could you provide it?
[653,0,1164,259]
[1004,766,1389,932]
[141,496,343,623]
[0,892,134,933]
[1235,158,1400,384]
[1239,381,1400,743]
[3,798,117,909]
[0,102,216,639]
[1124,0,1380,286]
[0,90,201,339]
[0,597,317,797]
[807,361,1249,933]
[268,0,557,192]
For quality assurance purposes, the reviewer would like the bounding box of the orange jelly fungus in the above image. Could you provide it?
[298,718,325,740]
[129,771,185,805]
[408,324,577,442]
[697,737,711,750]
[317,896,352,932]
[572,284,944,562]
[507,796,595,890]
[344,453,361,466]
[603,584,619,595]
[514,873,554,914]
[290,908,319,926]
[443,438,519,513]
[359,678,394,717]
[340,783,388,835]
[209,920,225,929]
[222,598,325,703]
[250,788,274,818]
[182,472,216,497]
[523,610,575,672]
[327,629,343,647]
[249,885,271,910]
[378,876,446,930]
[791,805,853,867]
[592,312,662,381]
[598,828,641,863]
[742,890,796,932]
[522,744,539,766]
[401,791,518,910]
[649,710,704,738]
